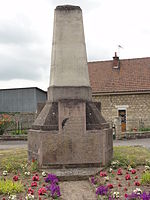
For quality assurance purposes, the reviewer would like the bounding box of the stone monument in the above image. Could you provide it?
[28,5,113,169]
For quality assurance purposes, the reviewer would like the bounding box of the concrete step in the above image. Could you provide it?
[43,167,103,181]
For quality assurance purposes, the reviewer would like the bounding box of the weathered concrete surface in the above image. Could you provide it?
[28,5,113,168]
[44,167,102,181]
[50,6,90,87]
[59,180,97,200]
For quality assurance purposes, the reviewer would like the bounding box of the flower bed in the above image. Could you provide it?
[90,161,150,199]
[0,163,61,200]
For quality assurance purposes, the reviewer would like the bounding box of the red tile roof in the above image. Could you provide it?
[88,57,150,94]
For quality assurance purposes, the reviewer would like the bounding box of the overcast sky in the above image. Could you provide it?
[0,0,150,91]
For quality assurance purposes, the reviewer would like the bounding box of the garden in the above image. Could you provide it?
[0,146,150,199]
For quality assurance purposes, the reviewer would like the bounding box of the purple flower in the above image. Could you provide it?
[46,183,61,197]
[91,176,97,185]
[44,174,58,184]
[126,191,150,200]
[140,191,150,200]
[96,185,108,196]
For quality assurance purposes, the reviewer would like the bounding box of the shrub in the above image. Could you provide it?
[141,172,150,185]
[0,114,14,135]
[0,179,24,194]
[139,127,150,132]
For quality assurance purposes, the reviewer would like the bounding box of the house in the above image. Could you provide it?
[0,87,47,113]
[88,53,150,132]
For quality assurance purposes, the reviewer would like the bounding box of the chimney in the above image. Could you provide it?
[113,52,120,69]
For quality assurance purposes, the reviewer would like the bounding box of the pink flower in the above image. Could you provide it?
[135,181,140,186]
[38,187,47,195]
[13,175,18,181]
[107,184,113,189]
[125,174,131,180]
[32,174,39,181]
[31,182,37,187]
[131,169,136,174]
[28,187,34,195]
[125,193,128,198]
[100,171,107,177]
[117,168,123,175]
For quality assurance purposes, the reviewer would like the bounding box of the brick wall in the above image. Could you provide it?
[93,93,150,131]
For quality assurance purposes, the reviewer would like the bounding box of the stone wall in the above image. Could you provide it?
[4,113,36,131]
[93,93,150,131]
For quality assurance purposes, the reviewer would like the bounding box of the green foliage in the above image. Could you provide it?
[0,179,24,194]
[113,146,150,167]
[11,129,27,135]
[139,127,150,132]
[30,159,39,172]
[141,172,150,185]
[0,149,27,173]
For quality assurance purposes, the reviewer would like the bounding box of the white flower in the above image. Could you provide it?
[133,188,142,195]
[42,171,47,177]
[109,168,113,173]
[104,176,109,181]
[145,165,150,171]
[24,171,30,176]
[2,170,8,176]
[113,191,120,198]
[127,165,133,171]
[111,160,120,168]
[8,195,17,200]
[25,194,34,200]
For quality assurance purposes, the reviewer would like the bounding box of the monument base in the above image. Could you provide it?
[28,128,112,167]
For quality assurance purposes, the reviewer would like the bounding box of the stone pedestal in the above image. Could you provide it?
[28,5,113,168]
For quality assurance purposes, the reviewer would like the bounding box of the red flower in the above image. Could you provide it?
[135,181,140,186]
[125,193,128,198]
[117,168,123,175]
[38,187,47,195]
[107,184,113,189]
[32,174,39,181]
[125,174,131,180]
[13,175,18,181]
[28,187,34,195]
[100,171,107,177]
[131,169,136,174]
[135,176,138,179]
[118,183,122,187]
[31,182,37,187]
[124,187,128,191]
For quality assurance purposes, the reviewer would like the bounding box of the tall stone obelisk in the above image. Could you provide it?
[48,5,91,102]
[28,5,113,168]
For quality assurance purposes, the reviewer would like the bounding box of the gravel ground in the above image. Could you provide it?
[113,138,150,149]
[59,180,97,200]
[0,140,27,149]
[0,138,150,150]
